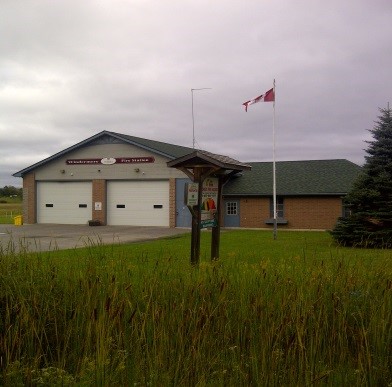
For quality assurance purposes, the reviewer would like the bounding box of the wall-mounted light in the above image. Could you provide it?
[134,168,140,173]
[60,169,65,174]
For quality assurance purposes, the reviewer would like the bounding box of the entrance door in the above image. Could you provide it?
[175,178,192,227]
[223,199,240,227]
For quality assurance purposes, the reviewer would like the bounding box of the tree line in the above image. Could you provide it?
[0,186,23,198]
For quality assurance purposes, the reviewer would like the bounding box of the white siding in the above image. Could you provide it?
[34,143,187,181]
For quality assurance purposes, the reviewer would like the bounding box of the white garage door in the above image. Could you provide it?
[37,182,92,224]
[107,181,169,226]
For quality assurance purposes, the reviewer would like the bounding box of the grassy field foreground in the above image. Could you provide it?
[0,198,22,224]
[0,230,391,385]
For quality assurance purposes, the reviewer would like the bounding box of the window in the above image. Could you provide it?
[226,201,238,216]
[270,197,284,218]
[116,204,125,208]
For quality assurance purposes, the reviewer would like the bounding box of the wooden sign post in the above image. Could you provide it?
[167,150,251,265]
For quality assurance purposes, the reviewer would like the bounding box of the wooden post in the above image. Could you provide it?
[190,168,203,265]
[190,210,198,265]
[166,150,251,266]
[211,175,222,260]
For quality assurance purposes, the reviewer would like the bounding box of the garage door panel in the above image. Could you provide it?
[37,182,92,224]
[107,181,169,226]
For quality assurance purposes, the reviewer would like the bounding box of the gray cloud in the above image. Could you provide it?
[1,0,391,187]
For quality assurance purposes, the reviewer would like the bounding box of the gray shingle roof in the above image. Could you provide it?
[223,159,362,196]
[108,131,194,159]
[167,149,251,172]
[198,150,252,170]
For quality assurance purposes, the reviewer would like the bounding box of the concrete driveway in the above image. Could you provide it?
[0,224,190,254]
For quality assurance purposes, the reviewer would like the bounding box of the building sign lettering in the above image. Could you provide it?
[66,157,155,165]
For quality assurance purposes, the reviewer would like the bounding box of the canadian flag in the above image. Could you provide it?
[242,88,275,112]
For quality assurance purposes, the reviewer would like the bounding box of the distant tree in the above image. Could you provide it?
[331,106,392,248]
[0,186,22,198]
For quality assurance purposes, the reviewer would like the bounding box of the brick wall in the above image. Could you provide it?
[22,173,36,224]
[92,179,107,225]
[238,196,343,230]
[240,197,269,227]
[285,197,342,230]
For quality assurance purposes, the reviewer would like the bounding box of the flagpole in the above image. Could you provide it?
[242,83,276,238]
[272,79,277,240]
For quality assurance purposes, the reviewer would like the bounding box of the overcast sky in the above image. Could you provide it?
[1,0,391,187]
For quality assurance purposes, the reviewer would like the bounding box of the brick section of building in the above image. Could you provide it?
[22,172,36,224]
[169,178,176,227]
[239,197,269,228]
[92,179,107,225]
[284,197,342,230]
[238,196,343,230]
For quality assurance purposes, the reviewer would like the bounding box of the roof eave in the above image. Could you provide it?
[167,150,252,173]
[106,131,178,160]
[13,130,112,177]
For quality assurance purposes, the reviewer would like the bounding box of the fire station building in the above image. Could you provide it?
[13,130,362,230]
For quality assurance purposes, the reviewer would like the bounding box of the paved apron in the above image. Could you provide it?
[0,224,190,254]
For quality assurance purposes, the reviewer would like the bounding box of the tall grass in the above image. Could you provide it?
[0,231,391,385]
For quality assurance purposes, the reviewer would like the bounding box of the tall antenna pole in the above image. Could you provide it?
[191,88,212,149]
[272,79,277,240]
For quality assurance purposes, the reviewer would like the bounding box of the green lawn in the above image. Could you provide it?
[0,198,22,224]
[1,230,391,385]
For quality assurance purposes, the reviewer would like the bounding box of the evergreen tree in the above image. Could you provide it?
[331,106,392,248]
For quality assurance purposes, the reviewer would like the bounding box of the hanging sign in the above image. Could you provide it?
[200,177,218,228]
[184,182,199,206]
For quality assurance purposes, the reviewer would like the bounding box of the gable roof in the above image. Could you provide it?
[167,149,251,173]
[223,159,362,196]
[109,131,194,159]
[13,130,194,177]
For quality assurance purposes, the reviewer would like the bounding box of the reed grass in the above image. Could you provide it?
[0,230,391,385]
